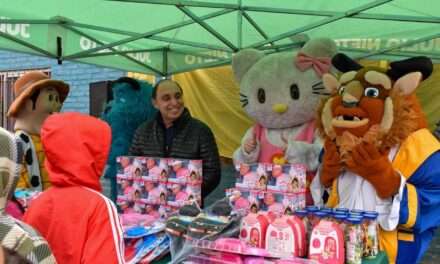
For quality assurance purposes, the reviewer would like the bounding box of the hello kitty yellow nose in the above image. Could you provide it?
[272,104,287,113]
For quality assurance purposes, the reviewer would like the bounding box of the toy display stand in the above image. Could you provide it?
[151,251,387,263]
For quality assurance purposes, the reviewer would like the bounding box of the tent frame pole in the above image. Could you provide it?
[106,0,238,9]
[106,0,440,24]
[248,0,392,48]
[150,35,231,51]
[237,0,242,49]
[64,8,233,58]
[66,47,167,58]
[63,24,164,75]
[177,6,238,51]
[0,31,56,58]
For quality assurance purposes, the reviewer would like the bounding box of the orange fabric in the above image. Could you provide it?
[320,139,342,188]
[23,113,125,264]
[346,142,401,199]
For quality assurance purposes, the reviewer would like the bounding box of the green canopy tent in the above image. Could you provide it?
[1,0,440,76]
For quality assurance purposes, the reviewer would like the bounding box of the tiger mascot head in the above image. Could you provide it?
[318,54,433,154]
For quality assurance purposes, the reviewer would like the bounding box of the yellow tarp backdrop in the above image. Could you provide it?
[130,62,440,159]
[173,66,253,158]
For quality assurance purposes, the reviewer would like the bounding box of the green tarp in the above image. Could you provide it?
[1,0,440,75]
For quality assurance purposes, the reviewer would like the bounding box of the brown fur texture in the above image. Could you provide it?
[316,92,426,153]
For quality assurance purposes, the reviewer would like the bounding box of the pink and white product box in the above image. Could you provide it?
[166,181,202,209]
[260,191,306,216]
[142,157,169,182]
[168,158,202,184]
[227,187,264,214]
[116,156,202,215]
[235,163,268,190]
[140,180,168,205]
[308,220,345,264]
[266,164,306,193]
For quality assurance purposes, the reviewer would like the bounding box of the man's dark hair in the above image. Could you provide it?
[152,79,183,99]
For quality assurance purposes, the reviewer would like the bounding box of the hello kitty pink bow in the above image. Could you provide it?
[295,52,331,77]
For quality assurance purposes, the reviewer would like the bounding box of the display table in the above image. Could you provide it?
[152,251,388,264]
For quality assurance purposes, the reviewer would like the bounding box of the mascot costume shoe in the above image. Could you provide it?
[232,38,337,204]
[312,53,440,264]
[8,71,69,191]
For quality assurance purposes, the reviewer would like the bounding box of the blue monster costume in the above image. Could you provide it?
[101,77,156,201]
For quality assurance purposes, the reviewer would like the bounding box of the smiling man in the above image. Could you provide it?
[129,79,221,202]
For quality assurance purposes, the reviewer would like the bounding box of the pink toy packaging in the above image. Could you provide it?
[260,191,288,216]
[143,157,169,182]
[235,163,267,190]
[267,164,306,193]
[168,158,202,184]
[167,182,189,208]
[308,220,344,264]
[286,215,307,257]
[265,216,302,258]
[141,180,167,205]
[227,187,263,214]
[240,213,270,248]
[267,164,291,192]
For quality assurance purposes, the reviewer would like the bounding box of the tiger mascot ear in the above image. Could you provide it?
[387,56,433,95]
[322,73,340,94]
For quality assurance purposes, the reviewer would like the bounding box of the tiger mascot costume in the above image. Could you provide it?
[311,53,440,264]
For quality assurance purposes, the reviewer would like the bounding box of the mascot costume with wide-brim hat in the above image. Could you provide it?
[311,53,440,264]
[7,71,69,191]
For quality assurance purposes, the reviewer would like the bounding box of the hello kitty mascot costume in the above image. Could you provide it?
[232,38,337,203]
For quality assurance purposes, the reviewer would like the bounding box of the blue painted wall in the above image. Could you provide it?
[0,50,125,113]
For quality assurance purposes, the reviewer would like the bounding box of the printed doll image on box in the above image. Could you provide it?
[133,166,145,187]
[144,157,168,181]
[142,180,167,204]
[167,183,189,207]
[291,193,306,210]
[261,191,284,215]
[168,159,190,184]
[287,164,306,193]
[184,184,202,206]
[144,204,161,220]
[187,160,203,184]
[133,201,144,214]
[117,156,134,176]
[267,164,291,192]
[230,188,262,214]
[132,188,142,203]
[117,197,135,214]
[235,163,266,189]
[284,205,293,216]
[117,175,134,196]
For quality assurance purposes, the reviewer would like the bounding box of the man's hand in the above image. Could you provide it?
[346,142,401,199]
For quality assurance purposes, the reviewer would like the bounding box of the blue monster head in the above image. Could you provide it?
[101,77,157,183]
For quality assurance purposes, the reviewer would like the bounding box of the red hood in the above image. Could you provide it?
[41,112,111,191]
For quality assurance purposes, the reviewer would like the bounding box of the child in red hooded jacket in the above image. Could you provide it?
[23,112,125,264]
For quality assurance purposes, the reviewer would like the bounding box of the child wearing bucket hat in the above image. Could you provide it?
[8,71,69,192]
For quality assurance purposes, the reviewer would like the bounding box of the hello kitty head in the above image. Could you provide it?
[232,38,337,129]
